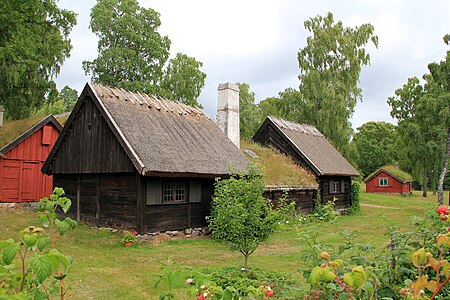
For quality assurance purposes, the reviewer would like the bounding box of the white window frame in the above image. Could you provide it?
[378,177,388,187]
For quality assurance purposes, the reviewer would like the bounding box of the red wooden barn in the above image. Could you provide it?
[364,165,413,194]
[0,116,62,202]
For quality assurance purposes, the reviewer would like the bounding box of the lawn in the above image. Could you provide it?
[0,189,448,299]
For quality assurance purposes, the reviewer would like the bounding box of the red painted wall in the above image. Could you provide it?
[366,171,411,194]
[0,124,60,202]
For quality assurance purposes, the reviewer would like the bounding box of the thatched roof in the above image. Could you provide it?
[253,116,359,177]
[0,115,62,155]
[364,165,413,183]
[44,83,249,177]
[241,140,318,189]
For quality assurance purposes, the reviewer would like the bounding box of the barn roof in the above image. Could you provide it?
[43,83,249,177]
[0,115,62,155]
[253,116,359,177]
[364,165,413,183]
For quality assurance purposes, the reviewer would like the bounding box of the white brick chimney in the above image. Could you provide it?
[0,105,4,128]
[217,83,240,149]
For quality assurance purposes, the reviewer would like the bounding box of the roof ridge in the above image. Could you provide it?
[90,83,205,117]
[268,116,322,137]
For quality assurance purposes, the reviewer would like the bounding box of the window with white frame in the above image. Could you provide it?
[378,177,388,187]
[162,182,186,204]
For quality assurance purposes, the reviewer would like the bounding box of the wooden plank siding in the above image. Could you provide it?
[54,173,138,228]
[143,178,214,232]
[0,121,60,202]
[49,96,134,174]
[264,189,316,213]
[320,176,352,209]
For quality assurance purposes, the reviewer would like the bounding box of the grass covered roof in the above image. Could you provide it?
[241,139,318,189]
[365,165,414,183]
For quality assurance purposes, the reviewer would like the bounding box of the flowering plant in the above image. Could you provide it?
[123,230,137,243]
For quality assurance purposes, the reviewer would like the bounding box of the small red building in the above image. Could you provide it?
[364,166,413,194]
[0,116,62,202]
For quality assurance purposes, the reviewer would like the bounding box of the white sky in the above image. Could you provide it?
[55,0,450,130]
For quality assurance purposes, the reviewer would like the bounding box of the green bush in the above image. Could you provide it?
[208,166,287,268]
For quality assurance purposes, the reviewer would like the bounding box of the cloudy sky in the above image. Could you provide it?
[56,0,450,130]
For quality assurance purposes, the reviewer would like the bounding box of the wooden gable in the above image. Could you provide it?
[44,95,135,174]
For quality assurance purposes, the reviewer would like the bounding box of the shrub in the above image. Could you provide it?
[348,182,360,215]
[208,166,286,269]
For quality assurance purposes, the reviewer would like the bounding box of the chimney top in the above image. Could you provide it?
[218,83,239,92]
[216,83,240,149]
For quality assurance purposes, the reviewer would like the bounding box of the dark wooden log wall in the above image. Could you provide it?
[54,173,138,227]
[264,189,316,213]
[49,96,135,174]
[144,178,214,232]
[320,176,352,209]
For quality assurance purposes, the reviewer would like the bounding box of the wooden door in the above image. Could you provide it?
[21,161,40,201]
[0,160,20,202]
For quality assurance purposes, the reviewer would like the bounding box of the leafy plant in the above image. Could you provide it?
[0,226,71,298]
[207,166,289,269]
[348,183,361,215]
[36,187,77,249]
[122,231,137,244]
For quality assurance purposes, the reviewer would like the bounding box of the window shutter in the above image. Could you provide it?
[146,180,162,205]
[189,181,202,203]
[329,180,333,194]
[340,180,345,193]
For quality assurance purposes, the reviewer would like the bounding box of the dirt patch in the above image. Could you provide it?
[361,203,400,210]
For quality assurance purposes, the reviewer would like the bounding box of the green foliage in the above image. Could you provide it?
[160,53,206,108]
[348,183,360,215]
[296,12,378,157]
[352,122,397,177]
[208,166,286,268]
[0,225,72,297]
[0,0,76,120]
[83,0,170,95]
[237,83,261,140]
[83,0,206,106]
[312,198,340,223]
[388,35,450,203]
[58,86,78,112]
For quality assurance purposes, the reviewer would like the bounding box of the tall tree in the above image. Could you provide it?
[424,35,450,204]
[296,12,378,157]
[388,35,450,202]
[353,121,397,178]
[0,0,76,120]
[83,0,171,95]
[237,83,261,139]
[160,53,206,107]
[58,86,78,112]
[388,77,431,196]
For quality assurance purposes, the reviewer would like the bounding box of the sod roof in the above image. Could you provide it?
[241,139,318,189]
[364,165,414,183]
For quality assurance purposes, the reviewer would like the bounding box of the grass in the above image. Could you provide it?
[241,139,317,187]
[0,189,449,299]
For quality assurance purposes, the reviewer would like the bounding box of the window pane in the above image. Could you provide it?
[175,184,185,202]
[163,183,173,203]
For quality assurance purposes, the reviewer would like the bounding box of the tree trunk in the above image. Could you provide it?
[244,254,249,269]
[433,171,437,195]
[438,128,450,205]
[423,167,428,198]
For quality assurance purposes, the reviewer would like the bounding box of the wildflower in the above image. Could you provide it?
[185,278,194,285]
